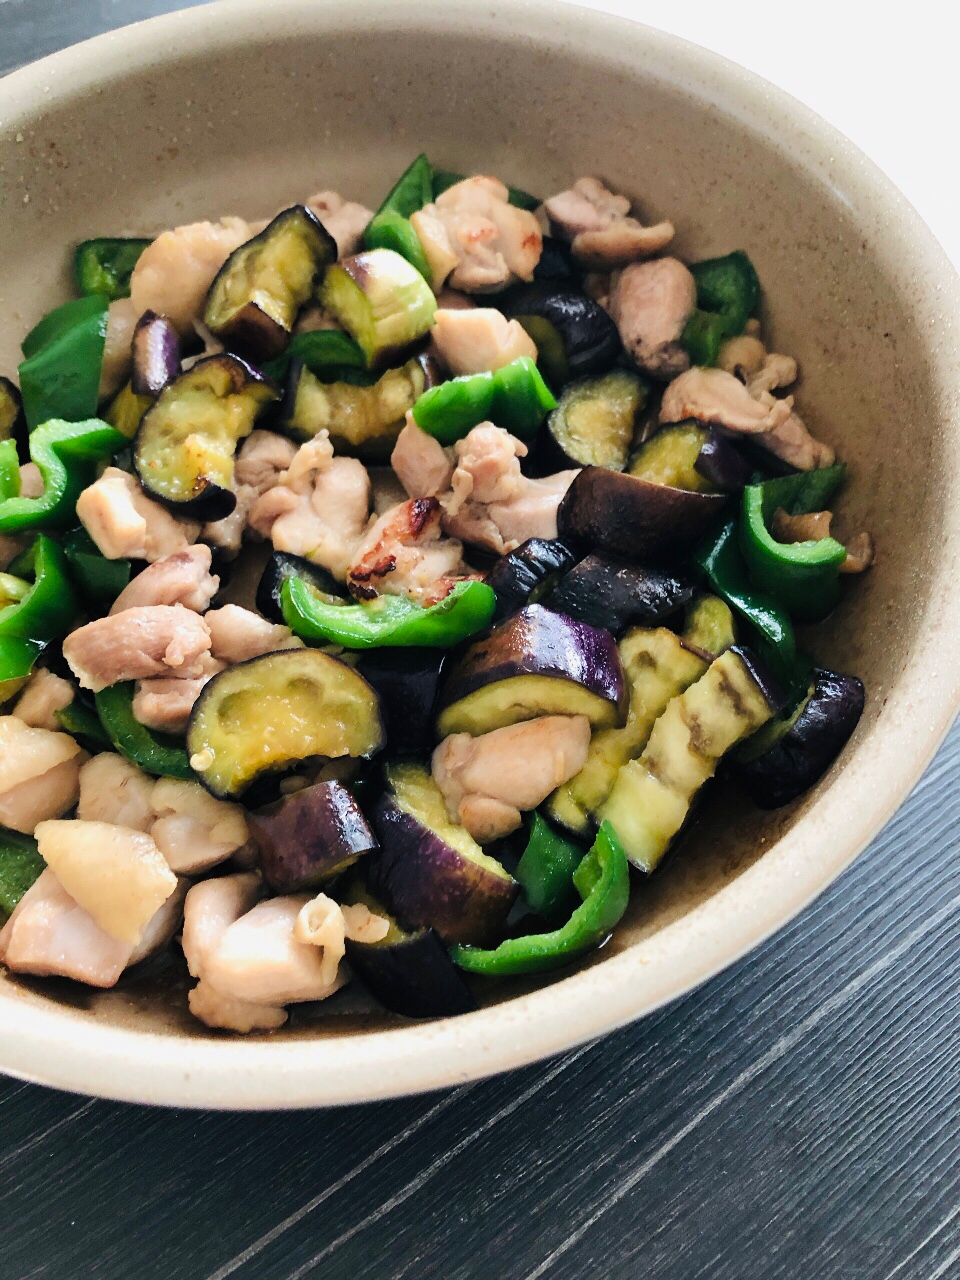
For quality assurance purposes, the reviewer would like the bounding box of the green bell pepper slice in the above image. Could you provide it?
[63,526,131,607]
[451,821,630,977]
[378,154,435,219]
[681,309,730,368]
[282,577,496,650]
[0,826,45,921]
[262,329,370,385]
[0,535,77,644]
[690,251,760,337]
[74,238,152,301]
[55,699,112,752]
[19,295,109,430]
[364,210,434,284]
[412,356,557,445]
[515,813,584,923]
[95,682,193,779]
[0,418,126,534]
[740,464,848,622]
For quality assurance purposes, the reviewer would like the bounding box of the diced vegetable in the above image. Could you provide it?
[250,779,378,891]
[544,370,646,470]
[0,826,45,921]
[0,420,125,534]
[54,699,111,752]
[485,537,579,623]
[690,250,760,338]
[411,356,556,445]
[0,378,24,446]
[378,153,435,218]
[130,311,181,397]
[599,646,779,870]
[204,206,337,360]
[681,309,729,368]
[133,354,278,520]
[262,329,370,385]
[546,554,692,635]
[355,648,446,756]
[437,604,627,738]
[0,535,77,701]
[682,593,737,656]
[18,295,108,430]
[503,283,621,380]
[105,382,152,439]
[363,209,434,281]
[74,237,152,300]
[255,550,346,625]
[629,421,717,492]
[95,682,193,779]
[321,248,436,369]
[515,813,584,922]
[186,649,385,798]
[368,762,517,945]
[63,526,131,608]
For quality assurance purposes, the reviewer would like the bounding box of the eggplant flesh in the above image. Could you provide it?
[356,648,446,756]
[546,554,692,635]
[731,668,864,808]
[485,537,580,623]
[130,310,182,397]
[321,248,436,369]
[255,550,345,625]
[504,283,621,379]
[544,370,646,471]
[250,779,378,892]
[203,205,337,361]
[133,354,278,520]
[0,377,24,446]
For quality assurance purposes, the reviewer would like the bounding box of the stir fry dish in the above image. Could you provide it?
[0,159,871,1031]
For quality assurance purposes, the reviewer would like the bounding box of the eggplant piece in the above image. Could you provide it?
[542,370,646,471]
[629,421,717,493]
[546,554,692,635]
[105,381,153,440]
[503,283,621,380]
[130,311,181,397]
[367,762,517,945]
[341,880,477,1018]
[278,353,430,461]
[249,779,378,891]
[437,604,627,738]
[204,206,337,361]
[695,430,752,492]
[133,354,278,520]
[532,236,580,287]
[320,248,436,369]
[557,465,727,564]
[682,593,736,656]
[255,550,345,625]
[599,644,780,870]
[731,668,864,808]
[485,537,580,623]
[356,648,446,756]
[0,377,24,447]
[186,648,385,798]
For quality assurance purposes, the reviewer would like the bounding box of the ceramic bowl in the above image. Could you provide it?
[1,0,958,1108]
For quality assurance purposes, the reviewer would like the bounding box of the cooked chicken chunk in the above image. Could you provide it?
[431,307,537,376]
[126,877,189,967]
[131,666,222,735]
[391,416,454,500]
[188,980,289,1032]
[249,432,371,580]
[0,534,27,572]
[110,545,219,615]
[77,467,200,562]
[0,717,85,834]
[63,605,213,692]
[202,430,299,554]
[545,176,675,269]
[18,463,44,499]
[204,604,302,664]
[432,714,592,841]
[306,191,374,258]
[347,497,468,604]
[717,332,769,378]
[150,778,249,874]
[411,176,542,292]
[609,257,697,379]
[129,216,253,335]
[181,873,262,979]
[98,297,139,401]
[12,669,74,731]
[77,753,156,832]
[771,507,874,574]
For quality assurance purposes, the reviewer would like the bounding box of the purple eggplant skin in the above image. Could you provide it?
[345,927,476,1018]
[557,466,727,564]
[356,649,446,757]
[440,603,627,720]
[486,538,580,623]
[695,429,753,493]
[255,550,345,626]
[729,644,788,717]
[130,310,182,397]
[368,795,518,946]
[732,668,865,809]
[248,780,378,892]
[546,553,693,635]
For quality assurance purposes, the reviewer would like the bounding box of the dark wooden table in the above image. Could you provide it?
[3,4,960,1277]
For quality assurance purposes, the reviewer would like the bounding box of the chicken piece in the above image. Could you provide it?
[411,176,542,293]
[609,257,697,379]
[204,896,347,1006]
[204,604,302,664]
[293,893,348,987]
[433,715,592,841]
[35,819,177,945]
[63,604,213,692]
[249,432,371,580]
[717,332,768,378]
[341,902,391,944]
[188,980,288,1032]
[544,176,675,270]
[771,508,875,575]
[126,876,189,968]
[0,717,85,834]
[659,366,835,471]
[98,297,139,401]
[0,534,27,572]
[431,307,537,376]
[0,870,134,987]
[391,416,454,499]
[181,873,262,979]
[839,531,875,574]
[202,430,298,554]
[109,545,219,615]
[131,666,222,735]
[18,463,44,499]
[77,752,156,832]
[433,288,476,312]
[77,467,200,562]
[347,497,468,604]
[129,216,253,335]
[306,191,374,258]
[12,669,74,730]
[150,777,249,874]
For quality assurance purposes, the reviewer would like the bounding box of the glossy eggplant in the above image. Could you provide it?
[321,248,436,369]
[133,354,278,520]
[355,648,446,756]
[249,779,378,891]
[557,465,727,564]
[546,554,692,635]
[203,206,337,361]
[731,668,864,808]
[695,429,753,492]
[130,310,181,397]
[485,537,580,623]
[543,370,646,470]
[503,283,621,380]
[629,420,750,495]
[437,604,627,738]
[367,762,517,946]
[0,378,24,449]
[255,550,345,626]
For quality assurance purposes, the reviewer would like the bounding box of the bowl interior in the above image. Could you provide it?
[1,0,959,1105]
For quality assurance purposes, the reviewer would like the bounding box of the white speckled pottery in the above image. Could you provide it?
[1,0,958,1108]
